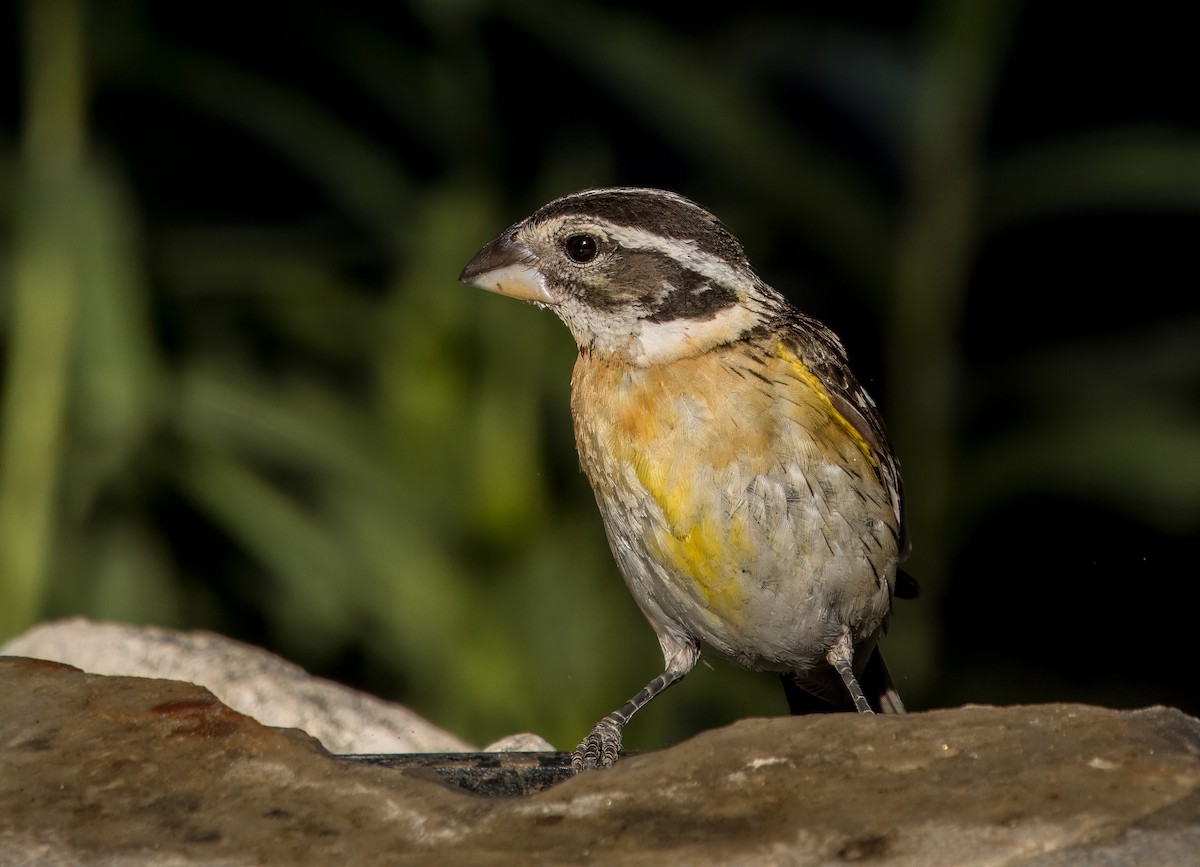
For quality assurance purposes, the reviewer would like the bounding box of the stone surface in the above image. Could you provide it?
[482,731,557,752]
[1,618,471,754]
[3,655,1198,865]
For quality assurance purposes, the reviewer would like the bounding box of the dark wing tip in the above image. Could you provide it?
[895,568,920,600]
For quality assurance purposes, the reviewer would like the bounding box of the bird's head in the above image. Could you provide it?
[459,187,781,365]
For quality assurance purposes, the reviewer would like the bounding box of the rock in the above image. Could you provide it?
[482,732,557,752]
[2,655,1198,865]
[0,618,471,754]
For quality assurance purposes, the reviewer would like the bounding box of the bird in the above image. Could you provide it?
[459,187,914,772]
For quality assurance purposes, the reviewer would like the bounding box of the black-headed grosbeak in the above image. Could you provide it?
[460,188,914,771]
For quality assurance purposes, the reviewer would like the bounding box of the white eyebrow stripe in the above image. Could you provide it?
[585,219,754,294]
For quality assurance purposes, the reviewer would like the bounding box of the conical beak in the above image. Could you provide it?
[459,234,554,305]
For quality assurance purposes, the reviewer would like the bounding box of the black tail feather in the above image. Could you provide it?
[781,646,906,715]
[895,568,920,600]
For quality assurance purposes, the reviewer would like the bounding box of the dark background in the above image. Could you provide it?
[1,0,1197,750]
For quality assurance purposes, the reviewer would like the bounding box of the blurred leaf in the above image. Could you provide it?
[508,0,892,289]
[141,45,416,252]
[175,363,382,487]
[4,0,1199,743]
[172,445,359,657]
[965,407,1200,533]
[66,156,166,522]
[84,519,184,625]
[986,129,1200,228]
[964,321,1200,533]
[0,0,87,640]
[326,16,491,156]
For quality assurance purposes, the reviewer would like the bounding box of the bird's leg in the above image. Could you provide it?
[826,625,875,715]
[571,668,687,772]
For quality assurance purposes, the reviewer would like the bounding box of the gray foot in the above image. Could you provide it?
[571,717,623,772]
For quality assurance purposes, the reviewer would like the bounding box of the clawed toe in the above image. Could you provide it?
[571,717,623,772]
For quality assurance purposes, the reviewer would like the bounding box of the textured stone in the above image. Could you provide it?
[1,618,471,754]
[482,732,557,752]
[2,655,1198,865]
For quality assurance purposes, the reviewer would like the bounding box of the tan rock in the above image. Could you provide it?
[2,655,1198,865]
[1,618,471,755]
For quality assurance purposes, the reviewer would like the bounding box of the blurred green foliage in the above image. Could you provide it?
[2,0,1199,748]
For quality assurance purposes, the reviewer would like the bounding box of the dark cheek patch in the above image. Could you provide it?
[642,260,739,323]
[568,249,645,312]
[572,250,739,322]
[602,251,664,306]
[573,251,671,312]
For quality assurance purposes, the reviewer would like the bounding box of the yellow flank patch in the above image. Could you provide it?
[597,355,776,621]
[630,452,747,618]
[774,343,876,468]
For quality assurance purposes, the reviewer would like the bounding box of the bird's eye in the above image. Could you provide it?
[564,234,599,263]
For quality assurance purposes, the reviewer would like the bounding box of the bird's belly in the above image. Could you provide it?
[573,352,899,672]
[592,461,895,672]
